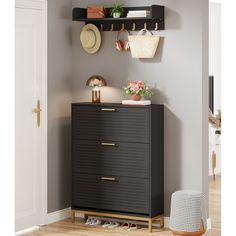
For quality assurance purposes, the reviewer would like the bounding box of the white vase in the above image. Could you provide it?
[113,12,121,18]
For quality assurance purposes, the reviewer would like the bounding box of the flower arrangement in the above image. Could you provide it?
[123,81,152,100]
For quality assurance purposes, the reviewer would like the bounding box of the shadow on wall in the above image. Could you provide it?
[58,116,72,208]
[164,107,182,215]
[59,2,70,19]
[61,4,72,45]
[165,6,182,29]
[152,82,169,105]
[48,115,71,212]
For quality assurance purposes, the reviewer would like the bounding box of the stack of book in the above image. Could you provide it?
[122,100,151,106]
[126,10,151,18]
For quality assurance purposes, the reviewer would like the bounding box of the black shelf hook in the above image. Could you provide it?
[132,23,136,31]
[110,23,114,31]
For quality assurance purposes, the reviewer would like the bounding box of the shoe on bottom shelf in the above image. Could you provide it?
[108,222,120,228]
[85,218,93,225]
[127,223,139,231]
[102,221,112,227]
[91,219,102,225]
[120,222,130,229]
[85,218,102,226]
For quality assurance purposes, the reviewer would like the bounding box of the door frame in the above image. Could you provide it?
[15,0,47,226]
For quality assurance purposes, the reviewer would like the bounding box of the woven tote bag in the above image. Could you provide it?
[128,29,160,58]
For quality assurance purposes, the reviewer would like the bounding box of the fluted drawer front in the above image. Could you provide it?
[73,140,149,178]
[72,173,149,214]
[72,106,150,143]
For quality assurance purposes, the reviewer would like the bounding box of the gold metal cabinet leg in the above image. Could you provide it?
[148,219,152,233]
[71,210,75,223]
[84,214,88,222]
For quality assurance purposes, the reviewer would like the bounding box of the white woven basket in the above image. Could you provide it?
[128,29,160,58]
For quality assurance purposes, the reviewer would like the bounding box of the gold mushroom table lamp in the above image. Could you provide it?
[86,75,107,103]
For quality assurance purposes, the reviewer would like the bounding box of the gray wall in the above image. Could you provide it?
[202,0,209,216]
[209,2,221,114]
[72,0,209,216]
[47,0,72,213]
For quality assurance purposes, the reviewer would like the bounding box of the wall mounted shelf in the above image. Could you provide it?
[72,5,165,31]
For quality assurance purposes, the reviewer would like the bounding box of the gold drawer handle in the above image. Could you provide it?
[101,108,116,112]
[101,142,116,146]
[101,177,116,181]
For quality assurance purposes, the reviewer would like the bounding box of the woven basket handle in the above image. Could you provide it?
[136,29,153,37]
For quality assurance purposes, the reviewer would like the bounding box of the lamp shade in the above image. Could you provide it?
[86,75,107,87]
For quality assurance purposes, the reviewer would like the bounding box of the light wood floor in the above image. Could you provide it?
[208,174,221,236]
[20,176,221,236]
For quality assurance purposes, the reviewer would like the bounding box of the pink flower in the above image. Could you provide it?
[134,85,140,91]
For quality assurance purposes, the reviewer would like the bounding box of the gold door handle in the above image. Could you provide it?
[101,177,116,181]
[33,100,41,127]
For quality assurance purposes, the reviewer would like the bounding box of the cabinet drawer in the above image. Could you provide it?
[73,140,149,178]
[72,105,150,143]
[72,173,149,215]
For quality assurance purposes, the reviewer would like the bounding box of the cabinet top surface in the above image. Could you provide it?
[72,102,163,108]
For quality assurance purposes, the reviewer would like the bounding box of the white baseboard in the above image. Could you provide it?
[209,172,221,177]
[207,218,212,230]
[45,207,71,225]
[15,226,39,235]
[164,217,170,227]
[15,208,71,234]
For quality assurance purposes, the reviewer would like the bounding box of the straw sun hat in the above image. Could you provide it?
[80,24,101,54]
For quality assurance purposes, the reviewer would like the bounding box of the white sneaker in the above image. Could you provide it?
[85,218,93,225]
[120,222,130,229]
[102,221,112,227]
[127,223,139,231]
[108,222,120,228]
[91,219,102,225]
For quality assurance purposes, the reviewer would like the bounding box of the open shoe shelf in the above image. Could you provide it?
[72,5,165,31]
